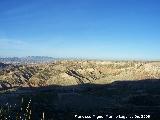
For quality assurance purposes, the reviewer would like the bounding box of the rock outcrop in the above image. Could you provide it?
[0,60,160,87]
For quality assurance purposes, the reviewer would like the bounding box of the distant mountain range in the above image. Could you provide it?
[0,62,11,70]
[0,56,57,64]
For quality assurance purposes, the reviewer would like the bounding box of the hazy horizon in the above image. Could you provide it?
[0,0,160,60]
[1,55,160,61]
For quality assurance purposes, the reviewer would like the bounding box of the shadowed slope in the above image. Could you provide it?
[0,79,160,119]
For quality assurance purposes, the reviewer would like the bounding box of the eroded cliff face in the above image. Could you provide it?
[0,60,160,88]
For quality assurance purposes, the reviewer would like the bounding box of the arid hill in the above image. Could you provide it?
[0,60,160,88]
[1,61,160,119]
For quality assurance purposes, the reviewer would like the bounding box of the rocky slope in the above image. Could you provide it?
[0,60,160,88]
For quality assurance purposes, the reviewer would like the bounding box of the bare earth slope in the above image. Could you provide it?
[0,60,160,88]
[1,61,160,119]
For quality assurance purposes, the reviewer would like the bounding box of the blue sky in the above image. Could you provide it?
[0,0,160,60]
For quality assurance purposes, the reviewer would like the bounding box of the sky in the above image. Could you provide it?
[0,0,160,60]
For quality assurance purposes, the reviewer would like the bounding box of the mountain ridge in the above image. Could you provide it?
[0,60,160,89]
